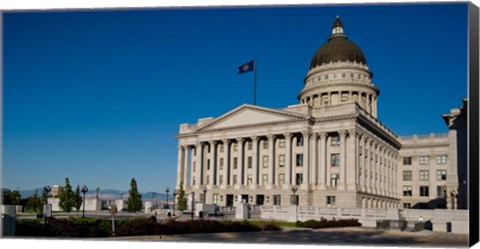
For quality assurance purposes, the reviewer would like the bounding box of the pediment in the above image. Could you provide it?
[194,104,307,132]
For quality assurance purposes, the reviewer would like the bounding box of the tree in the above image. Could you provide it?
[74,185,83,212]
[59,177,76,212]
[126,178,142,212]
[177,182,187,212]
[26,190,42,213]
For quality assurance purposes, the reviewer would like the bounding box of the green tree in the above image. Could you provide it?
[177,182,187,212]
[126,178,142,212]
[74,185,83,212]
[26,190,42,213]
[7,190,21,205]
[59,177,76,212]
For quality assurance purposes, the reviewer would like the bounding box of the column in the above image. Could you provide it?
[251,136,259,187]
[302,131,310,188]
[267,134,275,188]
[209,141,216,187]
[176,144,185,189]
[195,143,202,188]
[236,138,244,188]
[318,133,327,190]
[284,133,293,188]
[367,140,373,193]
[312,133,319,186]
[222,139,229,188]
[182,145,189,188]
[339,130,347,190]
[346,130,357,191]
[373,142,379,194]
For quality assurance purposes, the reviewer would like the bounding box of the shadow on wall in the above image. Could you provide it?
[411,198,447,209]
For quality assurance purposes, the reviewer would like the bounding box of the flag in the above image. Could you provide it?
[238,60,255,74]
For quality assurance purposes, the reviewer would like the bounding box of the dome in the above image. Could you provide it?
[309,17,367,69]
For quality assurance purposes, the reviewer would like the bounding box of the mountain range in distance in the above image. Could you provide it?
[10,188,171,201]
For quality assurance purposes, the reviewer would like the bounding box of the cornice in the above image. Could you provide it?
[192,104,309,133]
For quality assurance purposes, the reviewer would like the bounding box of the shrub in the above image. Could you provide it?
[296,218,361,229]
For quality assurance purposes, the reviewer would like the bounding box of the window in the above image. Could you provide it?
[278,155,285,167]
[263,140,268,149]
[330,174,339,186]
[262,174,268,184]
[419,170,429,181]
[359,146,363,155]
[365,148,368,158]
[279,139,285,148]
[233,175,237,185]
[213,194,219,204]
[207,159,210,170]
[437,170,447,180]
[331,136,340,146]
[220,158,224,170]
[234,143,238,151]
[247,175,252,185]
[248,157,252,169]
[296,173,303,185]
[419,186,429,197]
[192,178,196,186]
[403,203,411,209]
[403,157,412,165]
[263,156,268,168]
[419,156,429,165]
[219,175,223,185]
[331,153,340,167]
[350,73,354,79]
[220,144,224,152]
[403,186,412,196]
[296,154,304,166]
[324,75,329,80]
[247,142,252,150]
[278,174,285,185]
[233,157,238,169]
[403,171,412,181]
[326,196,336,207]
[296,136,304,146]
[437,155,447,164]
[273,195,281,205]
[437,186,446,198]
[206,176,210,185]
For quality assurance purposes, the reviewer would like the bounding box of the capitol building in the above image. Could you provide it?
[175,17,467,210]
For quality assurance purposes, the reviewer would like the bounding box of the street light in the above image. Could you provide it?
[172,189,178,216]
[165,187,170,209]
[202,187,207,204]
[152,193,157,210]
[43,185,51,205]
[81,185,88,218]
[43,185,51,222]
[191,192,195,221]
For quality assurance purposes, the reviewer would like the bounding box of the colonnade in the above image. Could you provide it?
[176,129,398,199]
[300,91,377,117]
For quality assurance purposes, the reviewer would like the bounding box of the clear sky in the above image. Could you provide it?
[2,3,468,193]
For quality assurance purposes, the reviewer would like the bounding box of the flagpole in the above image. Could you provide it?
[254,59,257,106]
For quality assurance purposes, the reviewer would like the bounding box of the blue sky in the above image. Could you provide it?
[2,3,468,193]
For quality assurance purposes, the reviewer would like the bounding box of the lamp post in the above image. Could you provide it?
[43,185,51,205]
[172,189,178,216]
[291,185,298,221]
[165,187,170,209]
[191,192,195,221]
[43,185,51,222]
[81,185,88,218]
[202,187,207,204]
[152,192,157,210]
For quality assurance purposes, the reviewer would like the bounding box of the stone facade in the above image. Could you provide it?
[175,17,466,210]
